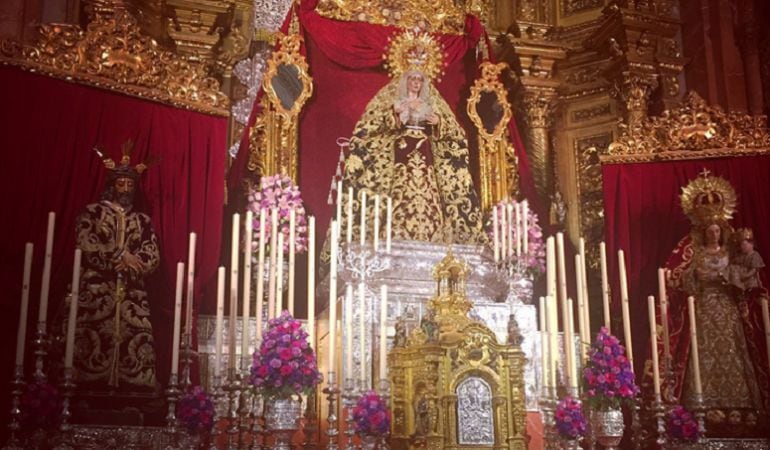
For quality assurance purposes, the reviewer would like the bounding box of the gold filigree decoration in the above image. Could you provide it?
[603,91,770,163]
[262,33,314,119]
[0,8,229,116]
[680,169,738,227]
[467,62,516,209]
[315,0,492,35]
[384,29,444,82]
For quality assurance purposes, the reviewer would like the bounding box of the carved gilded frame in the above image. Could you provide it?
[467,62,517,210]
[250,33,313,182]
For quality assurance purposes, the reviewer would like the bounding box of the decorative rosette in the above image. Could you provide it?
[21,381,61,427]
[555,395,587,439]
[582,327,639,410]
[249,311,322,399]
[247,174,309,254]
[177,385,215,433]
[352,390,391,436]
[667,405,699,442]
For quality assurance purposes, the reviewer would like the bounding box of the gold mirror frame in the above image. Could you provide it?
[250,33,313,182]
[467,62,516,210]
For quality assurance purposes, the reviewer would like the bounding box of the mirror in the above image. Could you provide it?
[477,90,504,136]
[271,63,303,112]
[263,33,313,118]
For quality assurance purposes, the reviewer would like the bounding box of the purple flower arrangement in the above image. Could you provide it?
[352,390,391,436]
[582,327,639,410]
[20,381,61,427]
[487,199,545,276]
[177,386,215,434]
[249,310,322,399]
[667,405,699,442]
[555,395,587,439]
[247,174,308,254]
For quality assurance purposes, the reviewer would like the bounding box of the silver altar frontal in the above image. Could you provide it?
[317,239,544,411]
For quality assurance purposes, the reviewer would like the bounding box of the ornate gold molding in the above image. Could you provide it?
[602,91,770,164]
[467,62,517,209]
[0,8,229,116]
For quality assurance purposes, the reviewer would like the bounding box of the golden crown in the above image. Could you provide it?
[680,169,737,227]
[93,139,154,178]
[733,227,754,243]
[383,29,444,81]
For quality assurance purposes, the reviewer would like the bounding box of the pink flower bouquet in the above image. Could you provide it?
[667,405,699,442]
[582,327,639,410]
[352,390,391,436]
[247,174,308,254]
[177,385,215,433]
[555,395,587,439]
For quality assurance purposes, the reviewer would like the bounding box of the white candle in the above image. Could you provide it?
[360,190,367,247]
[547,295,559,388]
[255,210,266,342]
[566,298,577,390]
[307,216,316,346]
[539,297,548,389]
[38,212,55,327]
[500,204,507,261]
[514,202,522,256]
[657,268,670,364]
[327,221,339,376]
[546,237,556,299]
[379,284,388,380]
[242,211,253,367]
[288,209,296,315]
[267,208,278,320]
[64,249,82,369]
[556,233,568,332]
[373,195,380,251]
[522,200,529,254]
[761,298,770,383]
[336,180,343,228]
[185,232,197,336]
[575,254,588,361]
[345,284,354,379]
[347,187,354,244]
[618,249,634,370]
[358,282,367,386]
[647,296,661,396]
[492,206,499,263]
[171,262,184,375]
[215,267,225,378]
[16,243,33,367]
[276,233,285,315]
[687,296,702,395]
[507,203,514,260]
[229,214,240,371]
[386,196,392,252]
[579,238,590,338]
[600,242,611,331]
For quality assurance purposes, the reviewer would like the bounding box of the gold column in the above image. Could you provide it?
[517,86,558,203]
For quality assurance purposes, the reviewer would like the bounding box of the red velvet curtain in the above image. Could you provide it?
[601,155,770,372]
[0,67,228,400]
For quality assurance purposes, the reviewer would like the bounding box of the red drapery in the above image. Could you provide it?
[0,67,228,401]
[601,155,770,373]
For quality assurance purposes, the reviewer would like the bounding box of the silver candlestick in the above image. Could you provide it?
[209,373,226,450]
[164,372,181,450]
[33,322,49,382]
[180,333,194,391]
[630,391,646,450]
[323,372,340,450]
[692,393,707,443]
[652,393,667,448]
[542,386,559,450]
[304,389,319,450]
[377,379,391,450]
[249,391,264,450]
[51,367,77,450]
[2,365,26,450]
[342,378,359,450]
[238,375,253,450]
[225,369,242,450]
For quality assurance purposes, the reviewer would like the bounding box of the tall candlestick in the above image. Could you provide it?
[38,212,55,327]
[761,298,770,383]
[373,195,380,251]
[267,208,278,320]
[522,200,529,255]
[345,284,354,378]
[358,282,367,387]
[215,267,225,378]
[255,210,266,342]
[378,284,388,380]
[276,233,285,315]
[288,209,296,315]
[657,268,670,364]
[556,233,568,332]
[307,216,316,346]
[493,206,499,263]
[347,187,354,244]
[647,296,661,396]
[386,196,392,252]
[171,262,184,375]
[185,232,197,336]
[229,214,240,371]
[360,191,367,247]
[514,202,522,256]
[16,243,33,366]
[687,296,702,395]
[546,237,556,299]
[242,211,253,367]
[618,249,634,370]
[566,298,577,390]
[600,242,611,332]
[327,221,339,375]
[64,249,82,369]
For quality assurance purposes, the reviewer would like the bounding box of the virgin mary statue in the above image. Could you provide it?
[339,50,485,245]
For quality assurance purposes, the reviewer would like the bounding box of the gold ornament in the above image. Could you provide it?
[680,169,738,228]
[383,29,444,82]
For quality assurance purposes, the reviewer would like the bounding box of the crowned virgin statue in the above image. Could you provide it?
[338,30,485,245]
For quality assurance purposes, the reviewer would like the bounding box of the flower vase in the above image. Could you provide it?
[559,438,581,450]
[265,396,301,450]
[360,434,378,450]
[590,409,624,450]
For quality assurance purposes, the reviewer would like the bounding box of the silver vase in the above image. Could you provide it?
[265,397,301,450]
[360,434,378,450]
[590,409,624,450]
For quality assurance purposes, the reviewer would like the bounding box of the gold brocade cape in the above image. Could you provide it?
[337,78,485,246]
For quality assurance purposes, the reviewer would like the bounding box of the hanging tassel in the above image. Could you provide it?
[328,137,350,205]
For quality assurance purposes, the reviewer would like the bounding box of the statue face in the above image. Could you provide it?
[705,223,721,245]
[407,73,424,95]
[113,177,136,208]
[740,239,754,254]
